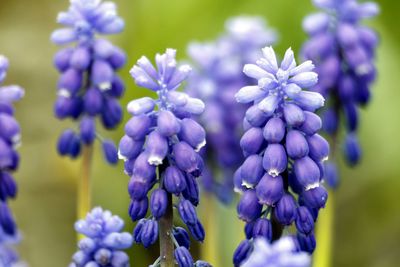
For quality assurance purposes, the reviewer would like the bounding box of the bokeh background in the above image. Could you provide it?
[0,0,398,266]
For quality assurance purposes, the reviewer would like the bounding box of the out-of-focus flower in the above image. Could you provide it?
[69,207,133,267]
[120,49,210,265]
[302,0,379,186]
[186,16,277,203]
[241,237,310,267]
[51,0,126,164]
[233,47,328,266]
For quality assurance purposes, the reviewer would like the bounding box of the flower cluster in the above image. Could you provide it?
[233,47,329,266]
[70,207,133,267]
[119,49,209,266]
[302,0,379,186]
[186,16,277,203]
[240,237,310,267]
[0,55,24,266]
[51,0,126,164]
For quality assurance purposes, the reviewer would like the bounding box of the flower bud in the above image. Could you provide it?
[58,68,82,96]
[140,219,158,248]
[245,105,268,127]
[0,114,20,143]
[295,206,315,235]
[0,202,15,235]
[91,60,113,90]
[286,130,309,159]
[132,152,156,179]
[124,114,152,140]
[297,232,316,254]
[178,199,198,225]
[173,227,190,249]
[233,240,252,267]
[103,232,133,250]
[70,46,91,70]
[182,174,199,206]
[173,142,199,173]
[344,133,361,165]
[83,88,103,116]
[274,194,297,225]
[240,127,263,155]
[109,47,126,70]
[252,218,272,241]
[187,220,205,242]
[111,251,130,266]
[307,134,329,161]
[301,185,328,209]
[263,144,287,177]
[79,117,96,145]
[294,156,320,189]
[283,103,305,127]
[128,175,151,200]
[256,174,284,206]
[163,166,187,195]
[101,98,122,129]
[133,219,145,243]
[128,198,148,221]
[157,110,181,137]
[146,131,168,165]
[150,189,167,219]
[263,117,285,143]
[118,135,143,160]
[240,155,264,188]
[244,222,254,240]
[179,118,206,151]
[127,97,155,116]
[0,172,17,201]
[54,48,72,72]
[237,190,262,222]
[102,140,118,165]
[174,246,194,267]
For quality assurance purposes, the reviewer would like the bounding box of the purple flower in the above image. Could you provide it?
[241,237,311,267]
[0,55,24,265]
[302,0,379,185]
[119,49,207,264]
[52,0,126,164]
[71,207,133,267]
[234,47,329,259]
[186,16,277,204]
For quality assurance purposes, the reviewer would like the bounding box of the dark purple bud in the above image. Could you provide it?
[301,185,328,209]
[245,105,268,127]
[163,166,187,195]
[178,118,206,151]
[286,130,309,159]
[295,206,315,235]
[101,98,122,129]
[187,220,205,242]
[182,174,199,206]
[118,135,143,160]
[132,152,156,180]
[84,88,103,116]
[0,172,17,201]
[58,68,82,96]
[252,218,272,241]
[54,48,72,72]
[324,162,339,188]
[91,60,113,90]
[125,114,151,140]
[288,171,303,194]
[0,202,16,235]
[128,175,151,200]
[343,102,358,132]
[283,103,305,127]
[128,198,148,221]
[297,232,316,253]
[233,168,245,193]
[150,189,167,219]
[174,246,194,267]
[8,151,19,171]
[256,174,284,206]
[294,157,320,189]
[307,134,329,161]
[109,76,125,98]
[79,117,95,145]
[338,75,355,102]
[57,129,74,156]
[274,194,297,225]
[233,240,252,267]
[262,144,287,177]
[178,199,198,225]
[68,132,81,158]
[173,142,199,173]
[146,131,168,166]
[54,96,83,119]
[173,227,190,249]
[133,219,145,243]
[0,103,14,115]
[102,140,118,165]
[109,47,126,69]
[299,111,322,135]
[344,134,361,165]
[322,108,338,135]
[240,127,263,155]
[237,190,262,222]
[240,155,264,188]
[157,110,181,137]
[355,80,371,105]
[124,158,135,176]
[70,46,91,70]
[244,222,254,240]
[263,117,285,143]
[140,219,158,248]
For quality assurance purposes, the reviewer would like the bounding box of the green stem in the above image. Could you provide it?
[78,145,93,239]
[159,192,175,267]
[313,190,334,267]
[201,195,219,266]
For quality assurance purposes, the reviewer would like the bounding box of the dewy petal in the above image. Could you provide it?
[0,85,25,103]
[51,28,77,45]
[289,72,318,88]
[243,64,270,80]
[294,91,325,111]
[235,86,265,104]
[280,48,296,71]
[261,46,278,72]
[289,60,315,76]
[257,95,278,116]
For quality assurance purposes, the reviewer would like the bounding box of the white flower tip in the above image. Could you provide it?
[148,156,163,166]
[195,139,206,152]
[241,181,255,189]
[305,182,320,191]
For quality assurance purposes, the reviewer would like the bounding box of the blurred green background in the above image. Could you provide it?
[0,0,399,266]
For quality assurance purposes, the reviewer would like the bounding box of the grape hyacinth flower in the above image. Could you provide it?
[120,49,210,266]
[186,16,277,203]
[241,237,310,267]
[0,55,25,266]
[51,0,126,164]
[69,207,133,267]
[302,0,379,186]
[233,47,329,266]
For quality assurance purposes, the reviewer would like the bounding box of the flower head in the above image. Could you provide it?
[241,237,311,267]
[70,207,133,267]
[52,0,126,164]
[302,0,379,181]
[233,47,328,265]
[186,16,277,203]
